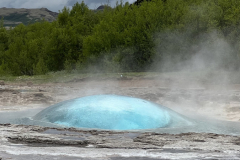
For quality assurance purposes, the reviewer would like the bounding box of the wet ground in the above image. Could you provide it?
[0,74,240,159]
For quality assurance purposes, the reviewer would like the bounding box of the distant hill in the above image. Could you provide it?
[0,7,58,27]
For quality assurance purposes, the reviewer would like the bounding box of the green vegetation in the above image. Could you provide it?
[3,13,37,27]
[1,0,240,76]
[0,71,159,83]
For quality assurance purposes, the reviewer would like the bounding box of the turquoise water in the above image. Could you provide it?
[33,95,190,130]
[1,95,240,135]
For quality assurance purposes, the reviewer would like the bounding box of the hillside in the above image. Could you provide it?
[0,7,58,27]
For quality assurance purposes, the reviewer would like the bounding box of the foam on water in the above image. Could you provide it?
[33,95,190,130]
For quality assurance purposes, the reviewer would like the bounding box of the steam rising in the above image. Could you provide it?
[152,31,238,73]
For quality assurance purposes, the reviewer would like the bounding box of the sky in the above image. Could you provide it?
[0,0,136,12]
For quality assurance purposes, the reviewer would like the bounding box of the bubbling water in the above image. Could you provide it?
[33,95,190,130]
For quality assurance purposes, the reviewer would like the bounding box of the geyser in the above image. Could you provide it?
[33,95,190,130]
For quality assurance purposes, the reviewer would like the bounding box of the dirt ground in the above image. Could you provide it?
[0,75,240,159]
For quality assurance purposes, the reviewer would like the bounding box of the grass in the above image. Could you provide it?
[2,70,239,84]
[3,13,47,27]
[0,71,161,84]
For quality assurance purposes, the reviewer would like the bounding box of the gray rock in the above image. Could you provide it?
[27,81,33,86]
[0,81,4,85]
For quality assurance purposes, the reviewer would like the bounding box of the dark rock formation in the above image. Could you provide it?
[97,5,105,10]
[40,8,58,17]
[133,0,167,6]
[133,0,152,6]
[96,5,112,10]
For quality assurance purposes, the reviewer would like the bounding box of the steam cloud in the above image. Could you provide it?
[152,31,238,72]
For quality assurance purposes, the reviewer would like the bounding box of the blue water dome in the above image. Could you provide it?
[33,95,188,130]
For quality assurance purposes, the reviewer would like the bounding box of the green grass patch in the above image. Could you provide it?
[3,13,38,26]
[1,70,240,85]
[0,71,161,84]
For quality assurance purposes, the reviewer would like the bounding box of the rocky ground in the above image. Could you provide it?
[0,74,240,159]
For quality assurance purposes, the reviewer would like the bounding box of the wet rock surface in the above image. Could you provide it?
[1,77,240,159]
[0,124,240,159]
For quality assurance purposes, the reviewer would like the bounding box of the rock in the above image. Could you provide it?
[34,93,44,97]
[27,81,33,86]
[97,5,105,10]
[96,5,111,10]
[133,0,152,6]
[0,81,4,85]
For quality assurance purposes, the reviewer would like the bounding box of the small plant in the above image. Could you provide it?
[33,58,48,75]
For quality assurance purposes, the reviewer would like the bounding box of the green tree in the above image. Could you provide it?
[33,58,48,75]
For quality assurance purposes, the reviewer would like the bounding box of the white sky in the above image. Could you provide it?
[0,0,136,12]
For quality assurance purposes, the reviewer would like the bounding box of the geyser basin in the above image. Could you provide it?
[33,95,190,130]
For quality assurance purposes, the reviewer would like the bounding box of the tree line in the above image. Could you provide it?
[0,0,240,75]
